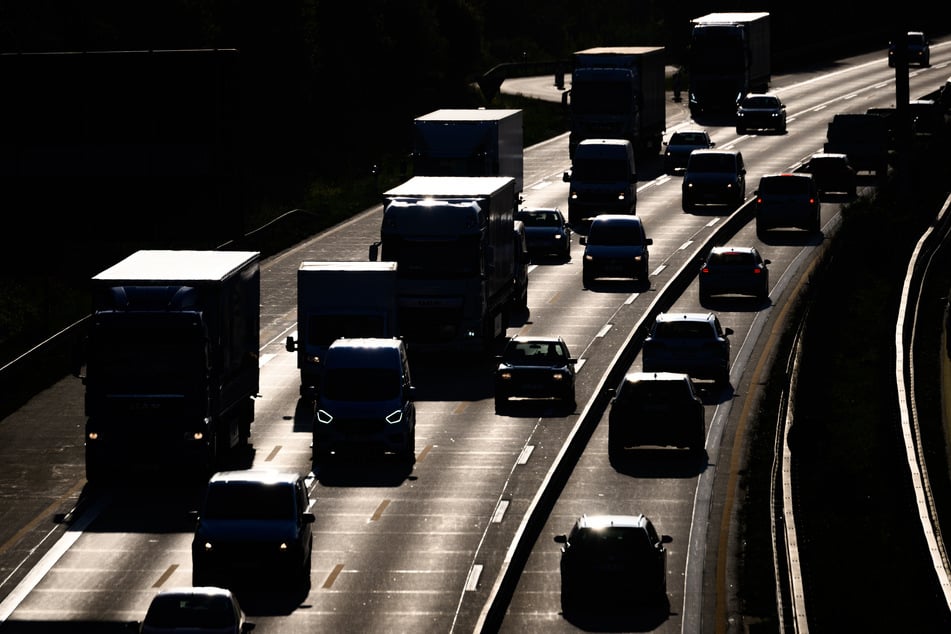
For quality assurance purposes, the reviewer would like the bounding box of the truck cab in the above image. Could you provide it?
[563,138,637,231]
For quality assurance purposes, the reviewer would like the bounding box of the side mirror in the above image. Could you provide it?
[724,327,735,337]
[645,238,654,245]
[562,171,571,182]
[369,242,380,261]
[285,335,297,352]
[763,258,772,265]
[302,512,316,524]
[553,534,568,544]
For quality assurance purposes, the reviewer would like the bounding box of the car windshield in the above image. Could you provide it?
[323,367,401,401]
[203,482,296,520]
[144,593,236,628]
[504,340,567,365]
[741,96,779,109]
[671,132,707,145]
[517,211,560,227]
[908,33,926,46]
[587,221,642,245]
[688,153,736,173]
[759,177,811,195]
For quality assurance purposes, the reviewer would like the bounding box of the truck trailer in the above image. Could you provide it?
[411,109,524,193]
[562,46,667,159]
[78,250,260,483]
[688,12,771,119]
[285,261,399,399]
[370,176,523,355]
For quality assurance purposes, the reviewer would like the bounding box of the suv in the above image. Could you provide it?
[735,93,787,134]
[191,469,316,590]
[797,152,857,199]
[608,371,705,462]
[754,173,821,236]
[641,312,733,385]
[682,149,746,212]
[314,337,416,463]
[554,513,670,615]
[580,214,652,287]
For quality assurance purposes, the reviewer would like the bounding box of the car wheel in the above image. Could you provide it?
[494,395,506,413]
[582,270,594,288]
[736,126,746,134]
[699,288,711,304]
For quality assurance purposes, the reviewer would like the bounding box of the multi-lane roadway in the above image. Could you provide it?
[1,41,950,634]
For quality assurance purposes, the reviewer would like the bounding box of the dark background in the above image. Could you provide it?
[0,2,944,370]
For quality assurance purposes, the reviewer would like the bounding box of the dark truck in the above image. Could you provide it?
[688,12,771,119]
[77,250,260,483]
[823,113,890,177]
[562,46,667,159]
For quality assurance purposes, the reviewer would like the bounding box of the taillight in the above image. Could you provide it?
[753,267,763,274]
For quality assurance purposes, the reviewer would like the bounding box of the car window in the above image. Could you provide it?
[144,593,237,628]
[709,251,755,266]
[517,211,559,227]
[203,482,297,520]
[654,320,714,339]
[688,153,736,173]
[587,221,643,245]
[323,367,401,400]
[742,96,778,108]
[621,379,689,402]
[758,177,812,195]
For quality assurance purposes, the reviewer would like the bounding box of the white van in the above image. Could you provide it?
[563,138,637,230]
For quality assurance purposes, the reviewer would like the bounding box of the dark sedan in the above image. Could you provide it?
[662,129,715,174]
[515,207,572,261]
[699,246,770,301]
[494,335,577,411]
[797,152,857,199]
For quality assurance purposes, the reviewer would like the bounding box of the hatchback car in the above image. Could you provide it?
[641,312,733,385]
[494,335,577,411]
[140,586,250,634]
[191,469,315,590]
[662,129,715,174]
[797,152,857,198]
[608,371,705,462]
[682,149,746,212]
[736,93,787,134]
[554,513,670,616]
[889,31,930,67]
[754,173,821,236]
[580,214,652,287]
[699,246,770,301]
[515,207,571,261]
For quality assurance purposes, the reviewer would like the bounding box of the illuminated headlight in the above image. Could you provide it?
[584,254,594,262]
[385,410,403,425]
[633,255,644,262]
[725,183,734,189]
[305,354,321,364]
[316,409,333,424]
[203,541,214,552]
[570,191,579,200]
[616,192,627,201]
[551,372,566,382]
[279,542,289,551]
[87,431,99,441]
[553,233,563,240]
[499,371,513,381]
[186,431,204,441]
[685,182,695,189]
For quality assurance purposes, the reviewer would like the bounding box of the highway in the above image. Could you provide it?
[1,41,950,634]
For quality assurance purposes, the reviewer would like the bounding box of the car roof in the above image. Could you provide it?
[759,172,813,182]
[655,311,716,323]
[590,214,643,224]
[208,468,302,486]
[809,152,848,161]
[509,335,564,345]
[151,586,236,599]
[624,371,692,383]
[576,513,651,530]
[710,245,757,256]
[577,138,631,148]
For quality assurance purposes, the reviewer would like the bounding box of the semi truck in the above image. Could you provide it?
[687,12,771,119]
[285,261,399,399]
[369,176,524,355]
[411,108,524,193]
[77,250,260,483]
[562,46,667,159]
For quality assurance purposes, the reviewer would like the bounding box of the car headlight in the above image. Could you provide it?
[315,409,333,424]
[570,191,578,200]
[551,372,566,381]
[385,409,404,425]
[498,370,513,381]
[617,192,627,201]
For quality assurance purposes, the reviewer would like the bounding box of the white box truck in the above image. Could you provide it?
[285,261,399,398]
